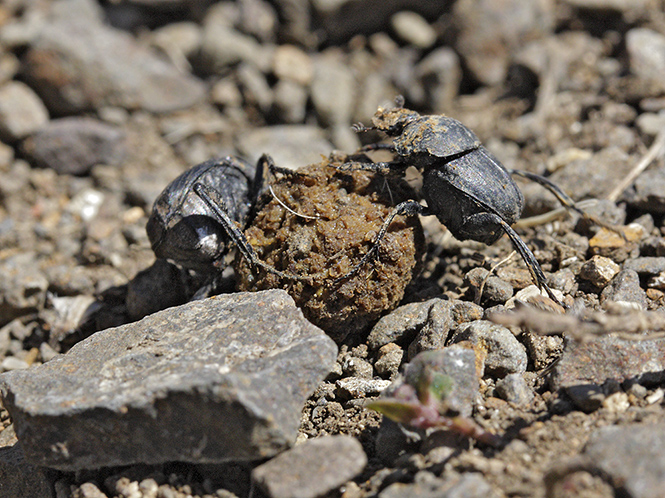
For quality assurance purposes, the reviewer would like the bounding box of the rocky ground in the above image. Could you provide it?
[1,0,665,497]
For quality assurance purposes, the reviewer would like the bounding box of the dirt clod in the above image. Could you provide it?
[235,154,425,343]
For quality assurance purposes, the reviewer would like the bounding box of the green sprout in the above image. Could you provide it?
[367,366,500,447]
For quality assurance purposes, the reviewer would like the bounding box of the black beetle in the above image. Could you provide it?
[146,155,263,273]
[340,97,604,303]
[147,154,308,280]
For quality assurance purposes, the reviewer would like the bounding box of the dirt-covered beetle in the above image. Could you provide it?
[341,97,610,304]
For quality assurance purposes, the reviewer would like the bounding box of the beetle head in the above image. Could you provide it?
[371,106,420,135]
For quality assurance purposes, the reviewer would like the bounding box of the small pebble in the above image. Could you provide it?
[566,384,605,413]
[601,391,629,413]
[374,343,404,379]
[390,11,437,49]
[335,378,392,399]
[1,356,29,371]
[579,255,620,287]
[495,373,534,406]
[449,320,528,377]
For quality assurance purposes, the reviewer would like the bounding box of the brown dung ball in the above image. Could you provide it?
[235,153,425,343]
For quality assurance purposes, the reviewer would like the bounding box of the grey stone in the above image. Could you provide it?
[311,51,355,126]
[237,62,273,112]
[624,166,665,214]
[151,21,202,68]
[235,125,333,170]
[341,356,373,379]
[0,441,55,498]
[367,299,453,351]
[252,435,367,498]
[551,336,665,391]
[0,357,29,372]
[624,257,665,275]
[390,11,437,49]
[565,384,605,412]
[627,28,665,93]
[0,253,49,327]
[403,347,480,418]
[199,19,272,73]
[464,268,514,305]
[415,47,461,113]
[379,472,499,498]
[600,270,648,309]
[272,44,314,85]
[583,423,665,498]
[564,0,652,12]
[273,80,308,124]
[407,300,455,361]
[0,290,337,470]
[452,0,554,86]
[22,118,126,175]
[23,14,205,114]
[528,147,634,212]
[636,112,665,137]
[450,321,527,377]
[0,81,49,142]
[495,373,534,406]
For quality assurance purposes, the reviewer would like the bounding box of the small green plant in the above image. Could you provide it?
[367,366,500,447]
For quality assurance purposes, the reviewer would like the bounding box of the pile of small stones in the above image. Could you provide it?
[2,0,665,498]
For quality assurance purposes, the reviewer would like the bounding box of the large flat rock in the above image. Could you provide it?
[0,290,337,471]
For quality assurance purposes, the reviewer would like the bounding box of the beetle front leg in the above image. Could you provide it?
[337,160,402,175]
[194,182,315,282]
[358,142,396,153]
[334,200,428,284]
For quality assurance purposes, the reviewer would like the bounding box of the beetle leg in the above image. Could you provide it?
[359,142,396,153]
[337,160,399,175]
[489,213,562,305]
[509,169,625,237]
[334,200,427,284]
[193,182,315,282]
[248,154,269,206]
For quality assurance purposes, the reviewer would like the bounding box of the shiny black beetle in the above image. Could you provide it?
[147,156,260,273]
[342,97,602,303]
[147,154,302,279]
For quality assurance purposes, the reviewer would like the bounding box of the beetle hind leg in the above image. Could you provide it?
[487,213,562,306]
[333,200,427,284]
[509,169,624,237]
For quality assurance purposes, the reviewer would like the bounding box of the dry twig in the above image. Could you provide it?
[489,301,665,342]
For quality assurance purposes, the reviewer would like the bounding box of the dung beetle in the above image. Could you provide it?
[340,97,609,304]
[147,154,310,280]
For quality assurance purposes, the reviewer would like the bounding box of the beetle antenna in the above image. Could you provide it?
[269,184,319,220]
[259,154,320,220]
[352,122,373,133]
